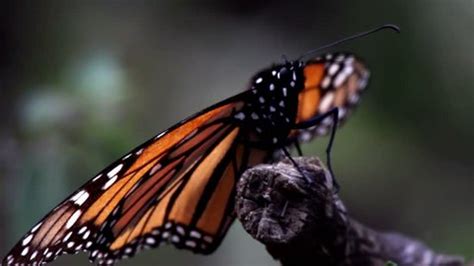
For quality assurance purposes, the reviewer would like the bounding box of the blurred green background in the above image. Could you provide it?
[0,1,472,265]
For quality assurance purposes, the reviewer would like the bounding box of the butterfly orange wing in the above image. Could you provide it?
[92,131,269,264]
[3,92,269,265]
[295,53,370,140]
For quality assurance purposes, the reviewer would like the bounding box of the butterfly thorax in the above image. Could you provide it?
[233,61,305,147]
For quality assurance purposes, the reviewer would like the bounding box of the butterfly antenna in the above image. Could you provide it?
[298,24,400,61]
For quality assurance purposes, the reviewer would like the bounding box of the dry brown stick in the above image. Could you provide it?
[235,157,465,266]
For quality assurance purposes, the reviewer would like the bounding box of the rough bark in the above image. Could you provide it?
[235,157,465,266]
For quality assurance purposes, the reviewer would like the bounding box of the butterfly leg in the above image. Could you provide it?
[293,107,340,192]
[281,147,312,184]
[294,140,303,157]
[279,147,312,218]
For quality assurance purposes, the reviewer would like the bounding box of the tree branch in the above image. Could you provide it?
[235,157,465,266]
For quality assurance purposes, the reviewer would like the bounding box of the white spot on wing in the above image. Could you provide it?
[74,191,89,206]
[317,127,328,136]
[71,190,85,202]
[22,234,33,246]
[338,108,346,119]
[171,235,180,243]
[322,117,333,126]
[328,64,339,76]
[31,222,42,233]
[190,230,201,238]
[345,56,355,65]
[55,248,62,256]
[176,226,185,235]
[83,230,91,240]
[333,72,347,88]
[92,174,102,182]
[107,164,123,178]
[149,163,162,176]
[63,231,73,242]
[255,77,263,84]
[66,209,82,229]
[319,92,335,113]
[21,247,29,256]
[185,240,196,248]
[102,175,117,190]
[359,78,368,90]
[78,226,87,235]
[146,237,156,245]
[343,65,354,75]
[154,130,167,140]
[348,94,360,104]
[321,76,331,89]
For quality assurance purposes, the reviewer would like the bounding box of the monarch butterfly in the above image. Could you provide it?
[3,25,399,265]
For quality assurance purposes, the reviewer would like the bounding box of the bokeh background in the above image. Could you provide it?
[0,1,472,265]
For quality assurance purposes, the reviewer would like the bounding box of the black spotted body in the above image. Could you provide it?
[233,61,305,147]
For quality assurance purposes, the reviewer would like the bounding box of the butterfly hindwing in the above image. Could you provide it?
[295,52,369,140]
